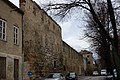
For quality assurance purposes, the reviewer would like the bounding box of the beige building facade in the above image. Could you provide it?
[0,0,23,80]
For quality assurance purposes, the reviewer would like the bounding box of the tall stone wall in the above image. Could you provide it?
[62,41,84,75]
[20,0,63,79]
[19,0,84,79]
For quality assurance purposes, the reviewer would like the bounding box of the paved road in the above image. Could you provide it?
[78,76,106,80]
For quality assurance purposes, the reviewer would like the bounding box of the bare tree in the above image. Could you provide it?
[84,6,113,76]
[43,0,120,79]
[83,1,120,77]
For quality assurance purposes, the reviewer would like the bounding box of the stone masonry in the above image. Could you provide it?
[20,0,63,79]
[62,41,84,75]
[19,0,84,80]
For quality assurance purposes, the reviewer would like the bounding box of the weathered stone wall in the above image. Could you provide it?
[20,0,84,79]
[20,0,63,79]
[62,41,84,75]
[0,0,23,80]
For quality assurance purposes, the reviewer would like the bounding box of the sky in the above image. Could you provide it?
[9,0,91,52]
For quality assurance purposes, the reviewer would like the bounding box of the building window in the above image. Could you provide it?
[87,55,89,58]
[88,61,90,64]
[14,59,19,80]
[0,19,6,40]
[0,57,6,79]
[14,26,19,45]
[63,65,66,71]
[54,61,56,68]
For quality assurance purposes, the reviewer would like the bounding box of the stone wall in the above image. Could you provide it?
[62,41,84,75]
[20,0,63,79]
[20,0,84,79]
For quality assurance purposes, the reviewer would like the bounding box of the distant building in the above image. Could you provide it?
[82,57,88,75]
[80,50,94,76]
[0,0,23,80]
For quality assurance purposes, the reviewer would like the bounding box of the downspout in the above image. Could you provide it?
[21,11,24,80]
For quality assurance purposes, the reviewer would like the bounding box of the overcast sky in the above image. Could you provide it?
[9,0,91,52]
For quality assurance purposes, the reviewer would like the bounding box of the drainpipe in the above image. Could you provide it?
[21,11,24,80]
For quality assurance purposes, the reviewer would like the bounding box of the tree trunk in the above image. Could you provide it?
[112,42,120,80]
[105,47,114,76]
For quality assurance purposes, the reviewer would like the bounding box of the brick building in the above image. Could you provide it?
[0,0,23,80]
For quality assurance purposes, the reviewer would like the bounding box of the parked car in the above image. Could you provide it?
[106,69,117,80]
[113,69,117,77]
[93,71,99,76]
[101,69,107,76]
[44,73,64,80]
[66,72,78,80]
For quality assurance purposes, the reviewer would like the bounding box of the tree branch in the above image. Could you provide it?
[86,0,113,43]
